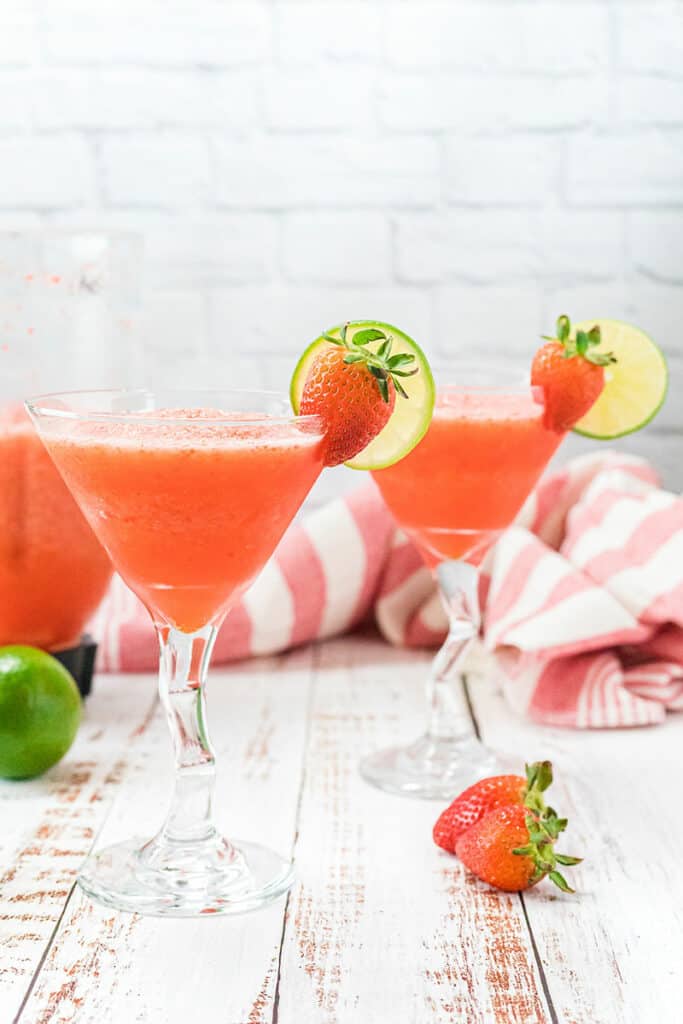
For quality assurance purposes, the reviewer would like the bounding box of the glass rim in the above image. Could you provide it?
[25,386,323,428]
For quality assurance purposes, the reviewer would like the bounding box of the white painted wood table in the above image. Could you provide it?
[1,636,681,1024]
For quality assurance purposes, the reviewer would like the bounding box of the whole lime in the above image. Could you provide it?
[0,645,82,780]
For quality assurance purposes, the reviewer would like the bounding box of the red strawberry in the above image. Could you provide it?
[455,804,581,893]
[531,314,615,432]
[433,761,553,854]
[299,324,417,466]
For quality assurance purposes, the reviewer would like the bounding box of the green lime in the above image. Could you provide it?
[290,320,435,470]
[572,319,668,439]
[0,646,81,780]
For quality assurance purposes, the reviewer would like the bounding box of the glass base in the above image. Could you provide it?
[360,734,498,800]
[78,832,294,917]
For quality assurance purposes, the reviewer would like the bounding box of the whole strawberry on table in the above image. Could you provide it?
[433,761,582,894]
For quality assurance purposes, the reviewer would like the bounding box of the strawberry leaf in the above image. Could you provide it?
[525,760,553,793]
[513,802,581,894]
[548,870,575,894]
[352,327,387,347]
[318,322,421,405]
[556,315,571,343]
[387,353,416,369]
[542,314,617,369]
[575,331,590,356]
[586,350,617,366]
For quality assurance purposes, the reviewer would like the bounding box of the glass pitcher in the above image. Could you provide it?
[0,230,141,651]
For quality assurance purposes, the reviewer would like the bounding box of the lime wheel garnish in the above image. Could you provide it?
[571,319,667,439]
[291,320,434,469]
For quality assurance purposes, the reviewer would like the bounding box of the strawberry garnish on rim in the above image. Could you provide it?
[322,322,418,403]
[298,322,419,466]
[532,314,616,433]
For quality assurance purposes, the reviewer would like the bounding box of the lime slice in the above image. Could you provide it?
[291,320,435,470]
[572,319,668,439]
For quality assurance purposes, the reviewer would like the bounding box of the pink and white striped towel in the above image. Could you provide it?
[92,452,683,729]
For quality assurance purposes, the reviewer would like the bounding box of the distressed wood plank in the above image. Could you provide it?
[277,637,552,1024]
[5,636,682,1023]
[0,675,157,1023]
[468,673,683,1024]
[16,646,314,1024]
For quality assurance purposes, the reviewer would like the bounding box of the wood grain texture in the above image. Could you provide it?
[2,636,682,1023]
[0,675,157,1023]
[276,639,551,1024]
[468,674,683,1024]
[13,648,315,1024]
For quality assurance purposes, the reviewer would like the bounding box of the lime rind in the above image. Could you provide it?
[289,336,321,414]
[571,319,668,440]
[290,320,435,470]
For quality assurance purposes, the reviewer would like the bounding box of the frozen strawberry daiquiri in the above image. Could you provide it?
[374,386,564,567]
[0,404,112,649]
[362,373,564,799]
[45,410,324,634]
[27,323,434,917]
[27,336,435,918]
[361,316,668,799]
[28,389,326,917]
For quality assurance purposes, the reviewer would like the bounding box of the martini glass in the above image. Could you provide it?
[360,364,564,800]
[27,388,324,916]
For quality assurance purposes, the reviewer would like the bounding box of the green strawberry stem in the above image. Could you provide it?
[323,322,418,404]
[542,314,616,368]
[513,812,582,893]
[524,760,551,804]
[518,759,582,892]
[522,759,558,819]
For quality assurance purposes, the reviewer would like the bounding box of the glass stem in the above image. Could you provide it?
[426,560,481,742]
[155,623,220,844]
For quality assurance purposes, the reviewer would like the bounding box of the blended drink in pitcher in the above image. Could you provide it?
[0,405,112,649]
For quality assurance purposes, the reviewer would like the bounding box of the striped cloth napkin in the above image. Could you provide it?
[92,452,683,729]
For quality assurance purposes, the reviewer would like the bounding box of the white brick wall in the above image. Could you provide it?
[101,136,211,206]
[0,137,95,208]
[213,137,439,208]
[283,213,390,284]
[0,0,681,488]
[33,70,260,132]
[42,3,271,67]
